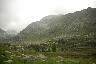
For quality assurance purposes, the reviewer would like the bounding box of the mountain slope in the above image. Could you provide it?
[0,28,17,43]
[18,7,96,44]
[0,28,7,39]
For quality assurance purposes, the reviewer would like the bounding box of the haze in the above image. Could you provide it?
[0,0,96,32]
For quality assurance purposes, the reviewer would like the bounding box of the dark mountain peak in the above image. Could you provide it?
[40,15,59,21]
[0,28,7,40]
[0,28,6,33]
[87,7,92,9]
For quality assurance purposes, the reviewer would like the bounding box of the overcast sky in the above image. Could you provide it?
[0,0,96,32]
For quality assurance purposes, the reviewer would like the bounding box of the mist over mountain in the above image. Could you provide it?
[14,7,95,44]
[0,7,96,59]
[0,28,7,39]
[0,28,17,43]
[0,0,96,63]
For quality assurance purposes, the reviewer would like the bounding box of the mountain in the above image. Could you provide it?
[0,28,9,43]
[17,7,96,44]
[0,28,17,43]
[6,30,18,35]
[0,28,7,39]
[7,7,96,55]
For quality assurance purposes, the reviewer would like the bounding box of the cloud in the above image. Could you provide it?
[0,0,96,32]
[0,0,18,30]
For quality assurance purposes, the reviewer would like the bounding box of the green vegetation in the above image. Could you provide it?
[0,7,96,64]
[0,43,96,64]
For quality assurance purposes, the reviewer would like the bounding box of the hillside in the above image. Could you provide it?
[0,28,17,43]
[0,28,7,39]
[17,7,96,44]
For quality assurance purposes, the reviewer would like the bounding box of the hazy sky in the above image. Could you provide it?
[0,0,96,32]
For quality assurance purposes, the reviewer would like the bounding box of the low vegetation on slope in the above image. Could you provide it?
[0,7,96,64]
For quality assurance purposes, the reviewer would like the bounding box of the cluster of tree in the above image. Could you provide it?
[27,38,68,52]
[27,34,96,54]
[27,39,57,52]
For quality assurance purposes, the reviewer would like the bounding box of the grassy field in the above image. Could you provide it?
[0,43,96,64]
